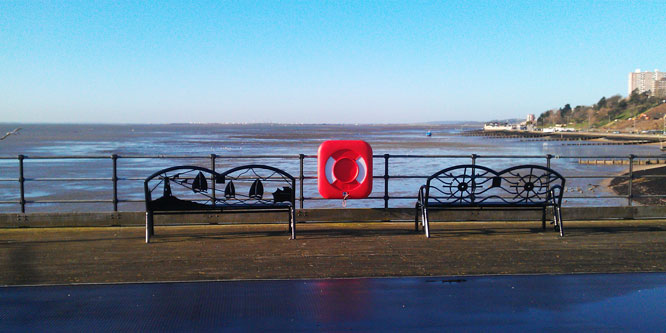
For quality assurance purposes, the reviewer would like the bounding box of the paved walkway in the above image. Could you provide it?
[1,220,666,285]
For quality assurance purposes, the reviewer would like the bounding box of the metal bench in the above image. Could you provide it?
[144,165,296,242]
[415,164,565,237]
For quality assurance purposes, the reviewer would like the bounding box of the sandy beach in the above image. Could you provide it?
[606,163,666,205]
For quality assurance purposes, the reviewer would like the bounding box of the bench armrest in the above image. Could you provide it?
[417,185,427,206]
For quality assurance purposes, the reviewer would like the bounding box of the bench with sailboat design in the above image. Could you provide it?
[144,165,296,242]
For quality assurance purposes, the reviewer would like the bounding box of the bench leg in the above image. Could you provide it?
[414,203,420,232]
[145,211,153,243]
[424,206,431,238]
[422,206,427,235]
[542,207,546,230]
[556,205,564,237]
[290,207,296,240]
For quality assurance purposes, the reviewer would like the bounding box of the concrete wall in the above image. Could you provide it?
[1,206,665,228]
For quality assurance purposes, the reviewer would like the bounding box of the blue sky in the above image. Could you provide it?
[1,1,665,124]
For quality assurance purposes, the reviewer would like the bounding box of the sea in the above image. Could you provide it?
[0,123,662,212]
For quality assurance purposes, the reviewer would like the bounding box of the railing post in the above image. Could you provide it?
[471,154,478,165]
[546,154,553,202]
[210,154,217,202]
[299,154,305,209]
[628,154,635,206]
[384,154,389,209]
[18,155,25,213]
[112,154,118,211]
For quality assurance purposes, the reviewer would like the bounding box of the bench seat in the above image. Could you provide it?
[145,165,296,242]
[415,164,565,237]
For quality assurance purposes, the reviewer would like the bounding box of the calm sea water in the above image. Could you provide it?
[0,123,662,212]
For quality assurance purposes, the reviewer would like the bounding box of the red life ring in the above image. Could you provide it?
[318,140,373,199]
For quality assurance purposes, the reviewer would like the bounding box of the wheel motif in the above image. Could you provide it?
[449,175,473,201]
[516,174,544,201]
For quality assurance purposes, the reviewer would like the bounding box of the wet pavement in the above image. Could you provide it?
[2,273,665,331]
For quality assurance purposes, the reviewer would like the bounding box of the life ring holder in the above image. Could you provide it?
[317,140,373,202]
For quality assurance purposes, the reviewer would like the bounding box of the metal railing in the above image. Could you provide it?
[1,153,666,212]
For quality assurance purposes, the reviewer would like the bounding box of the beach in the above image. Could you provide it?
[609,164,666,205]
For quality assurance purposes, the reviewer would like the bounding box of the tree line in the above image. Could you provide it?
[537,90,663,128]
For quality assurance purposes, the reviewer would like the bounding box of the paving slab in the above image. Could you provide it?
[1,220,666,285]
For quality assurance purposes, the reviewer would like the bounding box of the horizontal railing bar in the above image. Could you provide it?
[28,178,111,181]
[0,200,19,204]
[302,154,666,160]
[268,154,579,159]
[17,194,656,204]
[4,154,666,160]
[10,156,111,160]
[301,196,387,200]
[31,193,664,203]
[17,175,665,181]
[560,195,626,199]
[0,155,301,160]
[384,175,429,179]
[122,193,645,201]
[120,155,300,159]
[562,175,627,179]
[270,175,643,180]
[390,155,529,158]
[297,195,632,201]
[558,155,666,159]
[26,199,114,203]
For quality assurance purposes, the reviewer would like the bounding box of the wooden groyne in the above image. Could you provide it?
[578,158,666,165]
[462,130,549,139]
[462,129,663,144]
[564,140,651,146]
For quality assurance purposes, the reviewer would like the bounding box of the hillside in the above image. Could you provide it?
[537,91,666,132]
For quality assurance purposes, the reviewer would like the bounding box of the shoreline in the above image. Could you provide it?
[605,164,666,205]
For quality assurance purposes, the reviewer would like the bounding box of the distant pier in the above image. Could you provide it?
[463,129,664,144]
[578,158,666,165]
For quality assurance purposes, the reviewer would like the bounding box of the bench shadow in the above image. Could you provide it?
[426,225,666,238]
[290,227,417,239]
[425,227,547,238]
[154,229,291,242]
[560,225,666,236]
[152,225,419,242]
[2,236,144,245]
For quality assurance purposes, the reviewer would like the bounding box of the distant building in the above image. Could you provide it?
[484,122,515,131]
[526,114,535,123]
[654,78,666,98]
[628,69,666,97]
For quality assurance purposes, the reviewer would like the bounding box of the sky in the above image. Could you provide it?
[1,1,665,124]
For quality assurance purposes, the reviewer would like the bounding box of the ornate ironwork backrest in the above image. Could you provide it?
[144,165,220,210]
[425,164,500,205]
[216,165,296,206]
[495,165,565,205]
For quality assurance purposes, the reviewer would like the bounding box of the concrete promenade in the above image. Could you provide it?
[2,220,666,286]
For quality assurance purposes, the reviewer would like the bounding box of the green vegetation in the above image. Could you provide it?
[537,90,664,129]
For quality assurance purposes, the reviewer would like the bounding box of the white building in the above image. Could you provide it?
[628,69,666,97]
